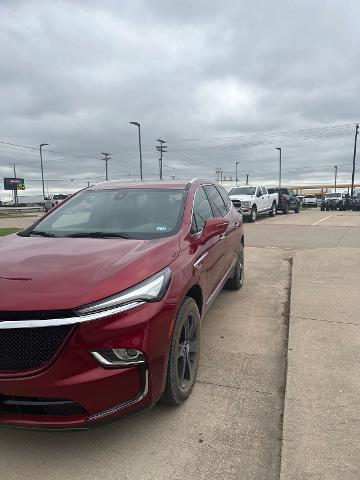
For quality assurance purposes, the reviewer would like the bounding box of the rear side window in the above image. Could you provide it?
[191,187,214,234]
[217,186,232,214]
[204,185,228,217]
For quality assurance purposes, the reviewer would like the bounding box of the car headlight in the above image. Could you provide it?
[77,266,172,315]
[242,201,251,207]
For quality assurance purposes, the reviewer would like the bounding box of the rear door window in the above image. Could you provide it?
[204,185,228,217]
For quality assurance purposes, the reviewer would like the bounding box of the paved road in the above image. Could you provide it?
[245,209,360,249]
[1,208,359,479]
[0,247,291,480]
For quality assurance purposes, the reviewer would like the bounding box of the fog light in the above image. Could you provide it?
[91,348,145,367]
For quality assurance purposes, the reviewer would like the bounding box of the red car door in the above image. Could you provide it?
[191,186,227,302]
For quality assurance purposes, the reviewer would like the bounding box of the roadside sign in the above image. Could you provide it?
[3,178,25,190]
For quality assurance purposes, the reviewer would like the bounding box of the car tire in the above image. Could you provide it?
[326,206,330,211]
[321,205,325,211]
[269,202,276,217]
[249,205,257,222]
[283,203,289,214]
[294,207,300,213]
[160,297,200,406]
[226,245,244,290]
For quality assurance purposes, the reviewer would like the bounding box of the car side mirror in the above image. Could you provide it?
[257,191,262,197]
[199,218,229,245]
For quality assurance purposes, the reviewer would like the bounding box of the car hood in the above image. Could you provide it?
[229,195,255,202]
[0,234,180,311]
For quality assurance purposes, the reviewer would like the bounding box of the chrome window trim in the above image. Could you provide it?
[0,301,145,330]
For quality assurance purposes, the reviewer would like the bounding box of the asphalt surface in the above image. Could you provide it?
[0,209,359,479]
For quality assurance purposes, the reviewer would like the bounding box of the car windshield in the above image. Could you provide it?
[305,195,316,198]
[229,187,256,195]
[326,193,342,198]
[28,188,187,239]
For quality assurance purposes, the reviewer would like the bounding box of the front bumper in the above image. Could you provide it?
[0,301,176,428]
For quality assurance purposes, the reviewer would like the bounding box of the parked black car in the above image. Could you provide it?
[267,187,300,213]
[321,192,351,211]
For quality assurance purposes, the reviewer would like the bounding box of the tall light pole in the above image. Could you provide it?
[246,174,249,185]
[40,143,48,200]
[235,161,240,186]
[334,165,338,192]
[129,122,143,181]
[276,147,282,189]
[351,123,359,197]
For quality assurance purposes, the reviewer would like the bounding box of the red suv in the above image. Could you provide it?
[0,179,244,428]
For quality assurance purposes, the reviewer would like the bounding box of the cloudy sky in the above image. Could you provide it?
[0,0,359,199]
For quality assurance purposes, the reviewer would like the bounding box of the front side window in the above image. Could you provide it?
[191,187,214,234]
[26,188,186,239]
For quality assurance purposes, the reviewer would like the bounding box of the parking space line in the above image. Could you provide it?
[312,215,332,226]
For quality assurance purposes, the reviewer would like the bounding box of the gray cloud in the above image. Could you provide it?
[0,0,359,199]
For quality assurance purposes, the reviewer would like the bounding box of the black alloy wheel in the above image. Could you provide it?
[160,297,200,405]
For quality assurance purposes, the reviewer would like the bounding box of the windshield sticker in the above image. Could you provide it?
[155,225,167,232]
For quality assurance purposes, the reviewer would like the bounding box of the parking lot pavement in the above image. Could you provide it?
[0,215,39,229]
[0,247,291,480]
[280,248,360,480]
[245,210,360,249]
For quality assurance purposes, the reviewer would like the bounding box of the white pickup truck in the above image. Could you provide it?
[229,185,278,222]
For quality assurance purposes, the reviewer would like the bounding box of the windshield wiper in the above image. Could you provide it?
[64,232,131,239]
[29,230,57,237]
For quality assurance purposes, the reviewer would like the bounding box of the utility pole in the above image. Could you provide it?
[334,166,338,192]
[246,174,249,185]
[156,139,167,180]
[220,170,223,184]
[351,123,359,197]
[276,147,282,189]
[235,161,240,186]
[102,152,111,181]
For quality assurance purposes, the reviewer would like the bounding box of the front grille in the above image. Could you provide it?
[0,395,86,416]
[0,309,75,321]
[0,325,73,371]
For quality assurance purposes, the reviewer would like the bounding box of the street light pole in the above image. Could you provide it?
[39,143,49,200]
[276,147,282,189]
[334,166,338,192]
[129,122,143,181]
[246,174,249,185]
[235,161,240,186]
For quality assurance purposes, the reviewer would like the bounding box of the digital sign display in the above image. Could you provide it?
[3,178,25,190]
